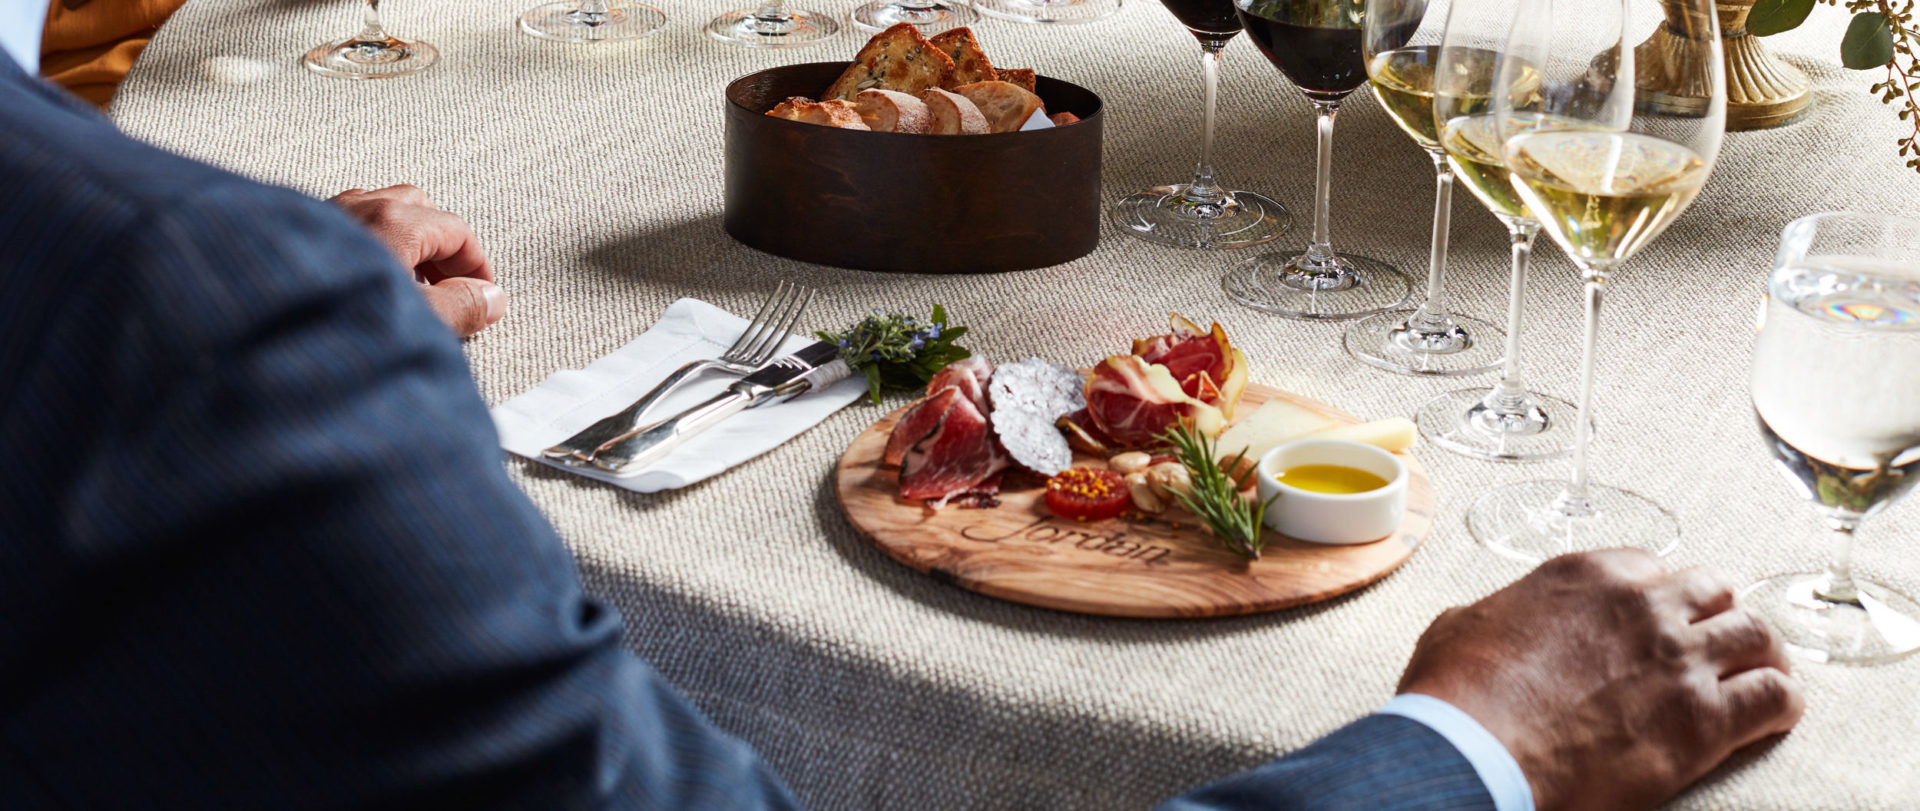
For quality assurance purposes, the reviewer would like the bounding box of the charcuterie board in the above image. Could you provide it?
[834,383,1433,618]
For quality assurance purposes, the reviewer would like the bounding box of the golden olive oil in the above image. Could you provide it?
[1273,464,1389,494]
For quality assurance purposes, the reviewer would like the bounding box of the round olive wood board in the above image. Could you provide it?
[834,383,1433,618]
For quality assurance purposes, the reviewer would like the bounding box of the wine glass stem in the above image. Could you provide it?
[1564,267,1610,508]
[360,0,389,40]
[1305,101,1339,263]
[1409,153,1454,329]
[754,0,792,22]
[580,0,612,14]
[1819,520,1862,603]
[1484,223,1541,412]
[1186,41,1229,204]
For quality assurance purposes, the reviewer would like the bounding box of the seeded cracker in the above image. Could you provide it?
[928,28,996,88]
[988,358,1087,475]
[824,24,956,102]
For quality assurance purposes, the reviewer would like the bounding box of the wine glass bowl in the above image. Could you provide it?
[1744,211,1920,665]
[519,0,667,42]
[304,0,438,79]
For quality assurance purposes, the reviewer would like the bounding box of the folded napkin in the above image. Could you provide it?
[490,298,866,492]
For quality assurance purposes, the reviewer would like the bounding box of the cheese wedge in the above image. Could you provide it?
[854,89,932,134]
[1215,400,1340,464]
[952,81,1044,134]
[1306,418,1417,453]
[920,88,990,134]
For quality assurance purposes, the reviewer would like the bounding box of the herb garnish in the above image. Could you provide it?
[1158,420,1276,560]
[816,306,971,404]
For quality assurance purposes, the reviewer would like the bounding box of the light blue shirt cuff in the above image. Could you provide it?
[1,0,48,73]
[1377,693,1535,811]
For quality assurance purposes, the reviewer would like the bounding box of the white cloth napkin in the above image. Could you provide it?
[490,298,867,492]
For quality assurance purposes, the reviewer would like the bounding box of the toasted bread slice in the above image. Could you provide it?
[799,99,871,129]
[854,89,933,134]
[929,28,996,88]
[766,96,817,120]
[953,81,1045,133]
[920,89,990,135]
[823,24,955,101]
[996,68,1037,94]
[1049,111,1080,126]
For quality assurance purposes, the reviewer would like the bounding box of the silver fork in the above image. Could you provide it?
[542,281,815,465]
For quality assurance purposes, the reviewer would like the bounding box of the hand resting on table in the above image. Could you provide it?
[329,184,504,337]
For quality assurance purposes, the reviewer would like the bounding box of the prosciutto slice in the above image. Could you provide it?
[899,394,1008,501]
[1131,315,1248,420]
[1083,356,1224,448]
[927,355,993,412]
[883,386,961,467]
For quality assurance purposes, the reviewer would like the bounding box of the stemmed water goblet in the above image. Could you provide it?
[1342,0,1506,375]
[520,0,667,42]
[1224,0,1412,320]
[1467,0,1725,560]
[709,0,840,47]
[1745,211,1920,665]
[1414,0,1581,460]
[851,0,978,33]
[304,0,437,79]
[1112,0,1291,248]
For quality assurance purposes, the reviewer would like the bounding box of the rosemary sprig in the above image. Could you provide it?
[1157,421,1277,560]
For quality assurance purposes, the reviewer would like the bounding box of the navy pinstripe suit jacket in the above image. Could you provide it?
[0,59,1491,809]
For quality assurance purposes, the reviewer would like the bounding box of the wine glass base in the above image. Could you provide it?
[1112,186,1291,249]
[1343,310,1505,376]
[1222,250,1412,320]
[850,1,978,33]
[1742,574,1920,665]
[707,9,840,47]
[519,2,667,42]
[973,0,1123,25]
[302,37,438,80]
[1416,386,1581,462]
[1467,479,1678,563]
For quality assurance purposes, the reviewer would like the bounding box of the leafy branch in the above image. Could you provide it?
[816,306,970,404]
[1752,0,1920,172]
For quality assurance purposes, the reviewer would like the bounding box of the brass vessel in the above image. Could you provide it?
[1635,0,1811,129]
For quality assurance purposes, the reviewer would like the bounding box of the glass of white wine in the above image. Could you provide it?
[304,0,437,79]
[1746,212,1920,666]
[1344,0,1507,376]
[520,0,667,42]
[1414,0,1581,461]
[1466,0,1723,560]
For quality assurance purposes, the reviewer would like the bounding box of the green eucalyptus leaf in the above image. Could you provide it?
[1747,0,1813,36]
[1840,11,1895,69]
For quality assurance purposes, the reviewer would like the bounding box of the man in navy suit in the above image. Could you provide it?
[0,5,1801,808]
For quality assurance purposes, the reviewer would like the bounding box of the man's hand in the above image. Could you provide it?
[1399,549,1804,810]
[330,186,504,337]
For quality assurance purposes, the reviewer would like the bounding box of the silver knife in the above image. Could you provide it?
[590,340,850,476]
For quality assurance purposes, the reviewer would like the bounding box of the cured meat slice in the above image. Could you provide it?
[900,395,1008,501]
[927,355,993,412]
[936,472,1003,510]
[1057,408,1115,454]
[987,358,1085,476]
[1131,315,1248,420]
[1083,356,1224,448]
[884,386,961,467]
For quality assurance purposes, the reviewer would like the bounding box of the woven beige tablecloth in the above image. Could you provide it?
[112,1,1920,807]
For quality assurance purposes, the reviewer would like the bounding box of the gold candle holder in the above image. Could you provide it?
[1634,0,1812,130]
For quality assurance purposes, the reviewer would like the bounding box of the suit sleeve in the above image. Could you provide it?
[1159,714,1497,811]
[2,181,800,811]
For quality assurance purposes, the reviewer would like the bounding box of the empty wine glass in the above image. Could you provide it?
[1467,0,1725,561]
[1745,212,1920,665]
[1343,0,1507,375]
[709,0,840,47]
[851,0,978,33]
[304,0,437,79]
[974,0,1124,25]
[1414,0,1581,460]
[520,0,667,42]
[1224,0,1412,320]
[1112,0,1290,248]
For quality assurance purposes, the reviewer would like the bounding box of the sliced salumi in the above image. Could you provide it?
[935,472,1003,510]
[986,358,1085,476]
[927,355,993,413]
[1083,355,1224,448]
[884,385,961,467]
[1057,408,1115,454]
[900,394,1008,501]
[1130,314,1249,420]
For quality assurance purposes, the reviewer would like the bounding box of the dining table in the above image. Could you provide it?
[110,1,1920,807]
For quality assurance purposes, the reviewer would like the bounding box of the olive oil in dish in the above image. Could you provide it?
[1273,464,1388,494]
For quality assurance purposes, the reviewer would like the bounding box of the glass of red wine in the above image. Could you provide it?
[1113,0,1292,249]
[1223,0,1412,319]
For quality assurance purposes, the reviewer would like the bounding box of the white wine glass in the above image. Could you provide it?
[1414,0,1581,461]
[1745,212,1920,665]
[1112,0,1291,248]
[851,0,979,33]
[1343,0,1507,376]
[304,0,438,79]
[1467,0,1724,560]
[520,0,667,42]
[709,0,840,48]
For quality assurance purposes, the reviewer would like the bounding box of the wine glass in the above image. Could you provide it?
[1342,0,1505,375]
[520,0,667,42]
[1224,0,1412,321]
[304,0,437,79]
[851,0,978,33]
[1414,0,1581,460]
[1112,0,1291,248]
[1466,0,1724,560]
[1745,212,1920,665]
[973,0,1124,25]
[708,0,840,48]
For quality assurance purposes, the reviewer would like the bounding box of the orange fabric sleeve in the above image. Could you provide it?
[40,0,192,107]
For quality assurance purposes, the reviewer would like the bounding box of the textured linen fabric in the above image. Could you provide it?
[0,61,801,810]
[111,1,1920,808]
